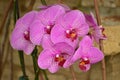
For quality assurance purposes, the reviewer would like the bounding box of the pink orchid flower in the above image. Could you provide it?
[51,10,89,49]
[10,11,37,55]
[67,36,104,72]
[38,42,74,73]
[84,12,106,43]
[30,5,67,45]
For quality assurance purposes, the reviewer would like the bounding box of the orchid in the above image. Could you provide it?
[84,12,106,43]
[9,0,107,79]
[30,5,67,45]
[51,10,89,48]
[10,11,37,55]
[69,36,104,72]
[38,42,74,73]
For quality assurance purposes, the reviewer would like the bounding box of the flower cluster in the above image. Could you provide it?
[10,4,106,73]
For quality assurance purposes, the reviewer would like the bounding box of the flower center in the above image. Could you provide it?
[24,31,30,41]
[87,27,94,36]
[100,27,106,38]
[44,24,54,34]
[54,54,66,67]
[65,29,77,41]
[79,57,90,70]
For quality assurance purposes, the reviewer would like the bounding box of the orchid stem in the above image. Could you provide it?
[14,0,19,22]
[14,0,29,80]
[31,47,49,80]
[35,69,42,80]
[42,70,49,80]
[93,0,106,80]
[41,0,47,5]
[31,47,39,80]
[70,66,77,80]
[31,47,38,74]
[31,47,48,80]
[18,51,28,78]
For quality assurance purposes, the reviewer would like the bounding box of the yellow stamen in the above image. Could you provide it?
[71,33,76,38]
[80,61,85,65]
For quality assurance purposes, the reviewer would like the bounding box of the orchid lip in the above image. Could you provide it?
[79,57,90,71]
[65,29,77,41]
[54,54,66,67]
[24,30,30,41]
[100,27,106,38]
[44,24,54,34]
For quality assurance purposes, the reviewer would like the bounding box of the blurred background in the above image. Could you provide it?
[0,0,120,80]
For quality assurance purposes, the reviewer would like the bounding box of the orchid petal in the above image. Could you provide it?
[51,24,65,44]
[71,47,82,62]
[38,49,54,69]
[63,56,74,68]
[56,10,86,29]
[77,23,89,37]
[10,25,27,50]
[79,36,92,53]
[41,34,53,49]
[89,47,104,64]
[53,42,74,55]
[84,12,97,27]
[48,62,60,73]
[22,11,37,27]
[30,21,45,45]
[23,43,35,55]
[38,5,65,25]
